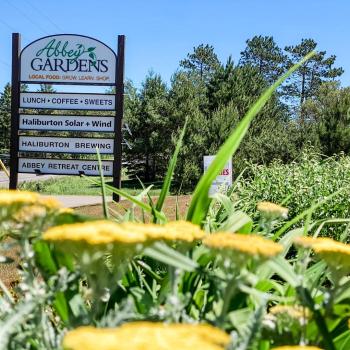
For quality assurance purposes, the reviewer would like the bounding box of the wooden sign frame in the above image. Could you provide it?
[9,33,125,202]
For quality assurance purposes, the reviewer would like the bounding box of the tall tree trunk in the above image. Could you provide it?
[145,153,150,181]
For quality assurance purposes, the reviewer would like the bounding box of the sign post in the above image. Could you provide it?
[10,33,125,201]
[9,33,20,190]
[113,35,125,201]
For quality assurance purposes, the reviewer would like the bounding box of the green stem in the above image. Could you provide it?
[296,286,336,350]
[217,277,238,327]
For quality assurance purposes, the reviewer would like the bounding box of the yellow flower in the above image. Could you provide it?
[294,236,350,273]
[62,322,230,350]
[0,190,39,206]
[269,305,311,320]
[14,205,47,222]
[120,220,205,243]
[272,347,322,350]
[293,236,323,249]
[58,208,74,214]
[44,220,205,246]
[37,196,61,209]
[203,233,283,260]
[0,190,60,209]
[257,201,288,219]
[43,220,147,245]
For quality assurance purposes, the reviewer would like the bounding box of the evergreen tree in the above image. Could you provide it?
[125,72,170,182]
[168,71,210,189]
[239,35,286,84]
[180,44,220,82]
[303,81,350,155]
[283,38,344,114]
[0,83,11,151]
[38,84,56,93]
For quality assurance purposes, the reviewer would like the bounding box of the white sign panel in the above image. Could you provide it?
[19,115,114,132]
[19,136,114,154]
[204,155,233,196]
[20,34,116,85]
[18,158,113,176]
[20,93,115,110]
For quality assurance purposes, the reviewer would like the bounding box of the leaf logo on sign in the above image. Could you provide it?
[36,39,98,66]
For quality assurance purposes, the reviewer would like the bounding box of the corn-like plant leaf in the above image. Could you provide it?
[96,148,109,219]
[144,242,198,271]
[186,51,316,225]
[334,331,350,350]
[266,256,299,287]
[219,210,253,233]
[156,118,188,215]
[273,186,349,240]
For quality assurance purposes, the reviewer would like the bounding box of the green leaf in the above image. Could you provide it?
[87,47,96,52]
[266,256,299,287]
[273,187,349,240]
[96,149,109,219]
[297,286,336,350]
[53,292,69,323]
[34,241,57,276]
[83,176,166,221]
[155,118,188,215]
[186,51,316,225]
[143,242,198,271]
[334,331,350,350]
[219,210,253,233]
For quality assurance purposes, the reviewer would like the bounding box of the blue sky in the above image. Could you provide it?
[0,0,349,91]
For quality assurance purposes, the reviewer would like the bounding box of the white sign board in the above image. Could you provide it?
[204,155,232,196]
[19,114,114,132]
[20,93,115,110]
[18,158,113,176]
[19,136,114,154]
[20,34,116,85]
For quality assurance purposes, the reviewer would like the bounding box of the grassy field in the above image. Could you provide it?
[18,176,163,197]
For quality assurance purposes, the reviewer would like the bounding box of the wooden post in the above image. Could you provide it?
[113,35,125,202]
[9,33,20,190]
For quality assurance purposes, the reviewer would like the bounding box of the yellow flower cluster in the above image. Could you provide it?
[43,220,205,246]
[203,233,283,260]
[0,190,38,206]
[0,190,60,208]
[272,347,322,350]
[257,201,288,219]
[43,220,146,245]
[269,305,310,320]
[120,220,205,243]
[14,205,47,222]
[63,322,230,350]
[294,236,350,272]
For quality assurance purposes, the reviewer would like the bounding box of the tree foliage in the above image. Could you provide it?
[239,35,286,84]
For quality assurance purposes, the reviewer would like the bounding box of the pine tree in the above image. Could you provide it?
[125,72,170,182]
[283,39,344,113]
[180,44,220,82]
[0,83,11,151]
[239,35,287,84]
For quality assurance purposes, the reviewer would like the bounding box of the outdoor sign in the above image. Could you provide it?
[20,92,115,110]
[203,155,233,196]
[19,136,114,154]
[19,115,114,132]
[18,158,113,176]
[10,33,125,201]
[20,34,116,85]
